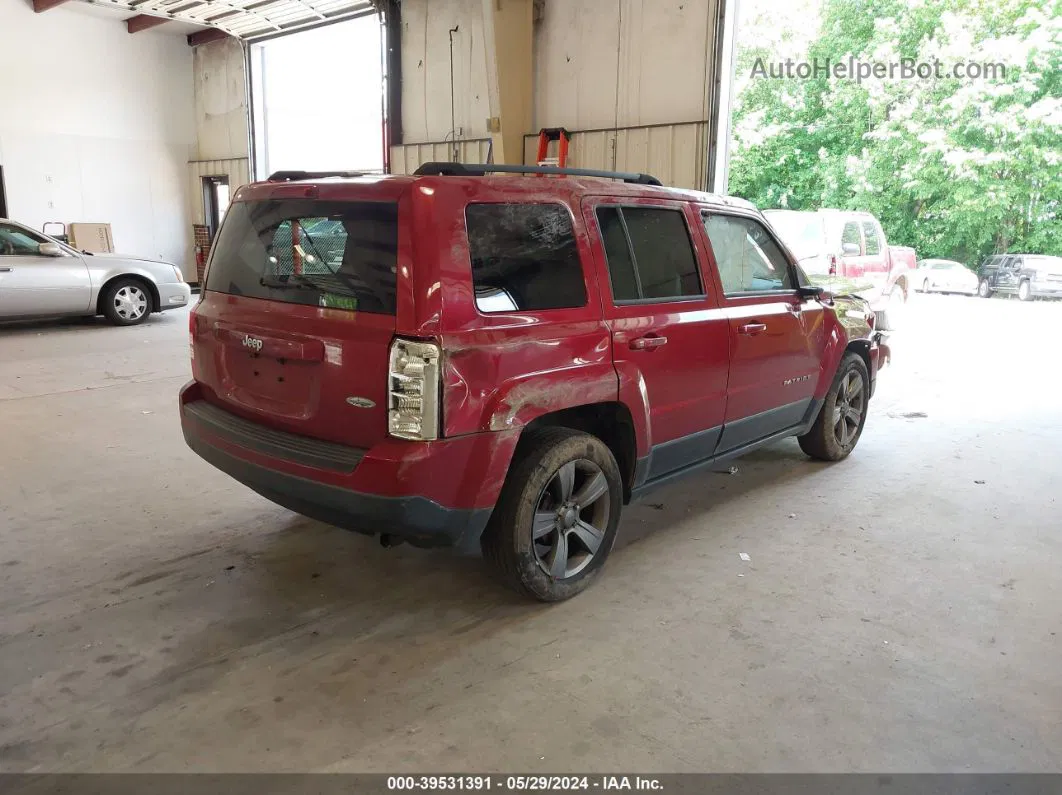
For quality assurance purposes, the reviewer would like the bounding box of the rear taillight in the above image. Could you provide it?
[388,338,441,441]
[829,255,838,276]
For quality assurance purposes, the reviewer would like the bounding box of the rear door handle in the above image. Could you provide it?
[629,335,668,351]
[0,267,12,273]
[738,323,768,335]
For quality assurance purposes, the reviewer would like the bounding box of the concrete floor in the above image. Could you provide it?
[1,294,1059,772]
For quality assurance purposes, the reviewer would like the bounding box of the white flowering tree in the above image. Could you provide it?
[729,0,1061,264]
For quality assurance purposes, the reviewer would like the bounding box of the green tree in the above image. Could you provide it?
[729,0,1062,265]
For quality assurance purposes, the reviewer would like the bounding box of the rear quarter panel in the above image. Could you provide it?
[416,180,620,438]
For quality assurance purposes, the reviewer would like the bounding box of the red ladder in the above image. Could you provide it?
[535,127,571,168]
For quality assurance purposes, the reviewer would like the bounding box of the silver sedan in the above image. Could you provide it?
[913,259,979,295]
[0,219,191,325]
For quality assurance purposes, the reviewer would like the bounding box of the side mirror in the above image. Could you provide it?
[841,242,861,256]
[798,285,826,300]
[38,242,64,257]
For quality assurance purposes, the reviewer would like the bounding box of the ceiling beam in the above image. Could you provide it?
[33,0,72,12]
[187,28,232,47]
[126,14,169,33]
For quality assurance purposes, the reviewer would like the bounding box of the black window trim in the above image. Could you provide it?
[464,200,589,316]
[595,202,707,306]
[700,208,801,299]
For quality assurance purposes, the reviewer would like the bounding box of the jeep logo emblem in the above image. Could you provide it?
[242,335,264,353]
[346,396,375,409]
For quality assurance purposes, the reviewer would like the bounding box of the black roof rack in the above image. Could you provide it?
[267,170,367,182]
[413,162,663,186]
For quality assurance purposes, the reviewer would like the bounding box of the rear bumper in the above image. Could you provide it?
[184,431,491,551]
[157,282,192,311]
[179,381,518,552]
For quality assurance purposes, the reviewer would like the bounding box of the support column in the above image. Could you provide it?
[481,0,534,165]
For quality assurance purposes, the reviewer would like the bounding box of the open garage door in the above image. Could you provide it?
[249,15,385,180]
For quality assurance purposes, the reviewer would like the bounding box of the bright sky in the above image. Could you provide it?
[252,16,384,175]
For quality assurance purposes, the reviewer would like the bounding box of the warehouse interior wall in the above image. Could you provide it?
[400,0,491,147]
[0,2,196,271]
[534,0,718,130]
[194,39,250,165]
[191,38,251,243]
[392,0,722,188]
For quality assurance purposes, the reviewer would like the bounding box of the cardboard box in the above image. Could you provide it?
[69,223,114,253]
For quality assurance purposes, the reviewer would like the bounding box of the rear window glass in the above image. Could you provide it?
[205,199,398,314]
[466,203,587,313]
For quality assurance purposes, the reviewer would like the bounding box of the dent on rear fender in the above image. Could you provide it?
[485,372,618,432]
[441,325,616,435]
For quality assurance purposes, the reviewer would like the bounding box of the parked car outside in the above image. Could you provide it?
[180,165,891,602]
[0,219,190,325]
[977,254,1062,301]
[913,259,979,295]
[764,209,916,329]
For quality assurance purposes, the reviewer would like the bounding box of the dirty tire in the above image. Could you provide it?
[482,427,622,602]
[978,279,993,298]
[798,352,870,462]
[1018,280,1032,302]
[101,278,152,326]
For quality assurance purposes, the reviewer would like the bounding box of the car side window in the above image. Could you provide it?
[466,203,587,313]
[861,221,881,255]
[595,206,702,302]
[0,223,47,256]
[702,213,795,294]
[841,222,862,253]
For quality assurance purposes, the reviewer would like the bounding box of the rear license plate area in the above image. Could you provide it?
[219,349,317,419]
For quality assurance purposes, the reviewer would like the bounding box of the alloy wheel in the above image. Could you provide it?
[114,285,148,321]
[531,459,611,579]
[833,370,865,448]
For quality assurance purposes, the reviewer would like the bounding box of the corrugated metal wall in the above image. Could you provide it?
[524,123,711,190]
[389,140,492,175]
[187,158,251,225]
[388,123,709,189]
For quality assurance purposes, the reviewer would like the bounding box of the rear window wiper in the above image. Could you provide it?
[298,227,334,270]
[260,272,368,297]
[259,276,314,290]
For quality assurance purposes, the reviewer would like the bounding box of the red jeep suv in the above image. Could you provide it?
[181,163,890,601]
